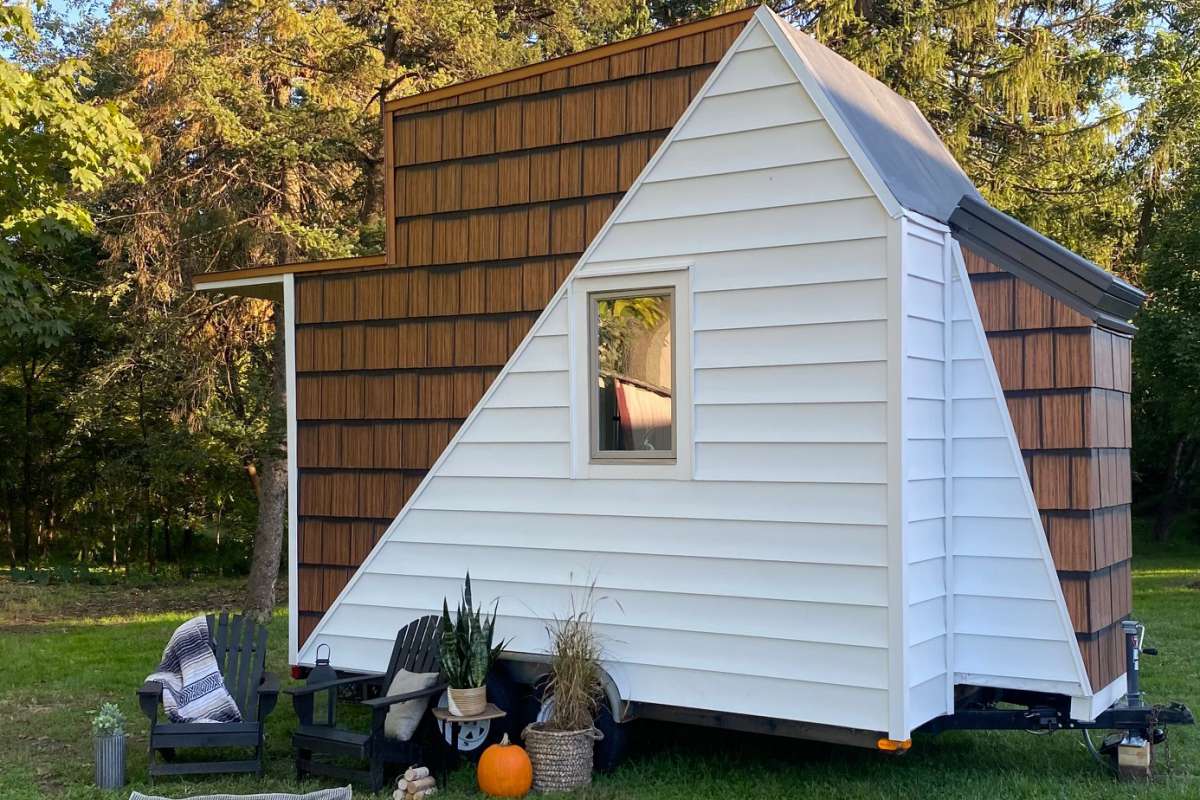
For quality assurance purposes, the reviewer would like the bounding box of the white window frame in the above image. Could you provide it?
[569,266,692,480]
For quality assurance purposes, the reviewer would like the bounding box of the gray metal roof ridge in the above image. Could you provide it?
[949,195,1145,335]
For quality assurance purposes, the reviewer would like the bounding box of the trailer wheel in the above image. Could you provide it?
[534,694,629,772]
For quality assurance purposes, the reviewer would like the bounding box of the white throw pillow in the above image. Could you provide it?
[382,669,440,741]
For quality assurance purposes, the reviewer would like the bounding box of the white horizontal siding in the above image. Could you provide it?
[641,121,847,184]
[459,407,570,443]
[945,262,1090,699]
[694,280,886,329]
[674,82,821,140]
[707,42,791,94]
[695,442,887,483]
[487,370,568,408]
[510,334,567,372]
[324,599,888,690]
[438,442,569,478]
[694,321,886,369]
[955,635,1082,684]
[688,239,887,292]
[363,541,888,607]
[621,161,870,222]
[414,477,889,526]
[901,221,950,727]
[696,361,887,405]
[695,402,886,443]
[306,17,899,735]
[399,510,888,567]
[593,197,887,262]
[343,572,889,647]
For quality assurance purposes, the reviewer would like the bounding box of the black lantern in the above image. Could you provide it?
[307,643,338,727]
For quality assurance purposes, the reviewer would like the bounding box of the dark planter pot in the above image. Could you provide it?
[94,732,126,789]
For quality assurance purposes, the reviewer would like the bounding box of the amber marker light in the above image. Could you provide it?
[876,738,913,752]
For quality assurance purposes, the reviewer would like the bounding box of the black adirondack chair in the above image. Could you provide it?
[137,613,280,780]
[288,615,446,791]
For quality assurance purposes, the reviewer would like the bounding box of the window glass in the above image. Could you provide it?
[592,291,674,457]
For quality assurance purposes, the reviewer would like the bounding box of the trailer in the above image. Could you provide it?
[193,5,1191,772]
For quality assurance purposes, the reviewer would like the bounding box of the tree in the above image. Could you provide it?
[0,3,146,565]
[1131,169,1200,540]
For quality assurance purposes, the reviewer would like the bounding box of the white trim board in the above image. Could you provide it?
[283,273,299,664]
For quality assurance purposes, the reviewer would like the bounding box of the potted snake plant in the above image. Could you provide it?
[440,573,506,716]
[92,702,126,789]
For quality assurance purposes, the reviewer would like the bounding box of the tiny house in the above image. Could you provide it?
[196,6,1152,750]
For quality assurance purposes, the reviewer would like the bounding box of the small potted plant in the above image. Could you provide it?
[92,702,127,789]
[522,600,604,792]
[440,573,506,716]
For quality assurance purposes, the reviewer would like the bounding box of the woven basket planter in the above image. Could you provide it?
[522,723,602,793]
[447,686,487,716]
[94,732,126,789]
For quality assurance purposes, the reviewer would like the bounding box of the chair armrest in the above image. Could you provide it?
[283,672,383,697]
[138,681,163,721]
[362,682,447,710]
[258,672,281,695]
[257,672,281,719]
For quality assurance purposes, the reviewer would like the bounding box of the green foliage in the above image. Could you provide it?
[90,701,125,737]
[439,573,507,689]
[0,3,147,348]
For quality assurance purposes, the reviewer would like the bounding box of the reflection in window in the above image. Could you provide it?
[592,291,674,458]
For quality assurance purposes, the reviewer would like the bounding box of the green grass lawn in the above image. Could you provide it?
[1,540,1197,800]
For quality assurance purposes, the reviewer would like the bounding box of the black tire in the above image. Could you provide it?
[592,702,628,772]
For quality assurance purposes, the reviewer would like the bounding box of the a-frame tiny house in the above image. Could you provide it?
[195,7,1144,744]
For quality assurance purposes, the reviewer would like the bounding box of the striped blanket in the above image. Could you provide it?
[147,616,242,724]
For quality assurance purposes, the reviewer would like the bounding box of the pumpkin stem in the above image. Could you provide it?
[500,733,510,746]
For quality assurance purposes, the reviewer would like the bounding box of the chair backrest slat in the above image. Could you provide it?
[204,611,269,718]
[386,615,442,683]
[233,617,256,715]
[208,613,230,673]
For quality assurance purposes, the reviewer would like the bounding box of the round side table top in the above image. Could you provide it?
[431,703,507,724]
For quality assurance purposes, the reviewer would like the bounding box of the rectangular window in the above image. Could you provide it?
[589,289,675,460]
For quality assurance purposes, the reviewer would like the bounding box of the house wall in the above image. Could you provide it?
[302,18,903,736]
[901,216,953,727]
[963,248,1132,693]
[945,246,1091,703]
[292,11,751,647]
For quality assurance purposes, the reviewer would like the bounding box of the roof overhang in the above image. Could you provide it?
[191,254,388,297]
[382,6,757,114]
[949,195,1145,335]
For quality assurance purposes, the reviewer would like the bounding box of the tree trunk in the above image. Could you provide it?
[1154,437,1191,542]
[21,356,34,565]
[244,317,288,624]
[244,78,298,625]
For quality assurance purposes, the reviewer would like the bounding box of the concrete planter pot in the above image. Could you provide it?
[94,732,126,789]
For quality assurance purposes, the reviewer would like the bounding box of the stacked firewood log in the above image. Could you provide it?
[394,766,438,800]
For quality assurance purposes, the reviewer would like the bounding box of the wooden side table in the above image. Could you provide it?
[430,703,507,787]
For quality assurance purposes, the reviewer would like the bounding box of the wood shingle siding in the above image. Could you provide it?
[964,248,1133,692]
[294,12,751,640]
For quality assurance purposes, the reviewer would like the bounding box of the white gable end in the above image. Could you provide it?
[303,13,901,736]
[299,8,1099,742]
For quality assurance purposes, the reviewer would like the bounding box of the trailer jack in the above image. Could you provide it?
[919,620,1194,779]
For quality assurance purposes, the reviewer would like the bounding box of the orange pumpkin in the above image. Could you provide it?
[477,733,533,797]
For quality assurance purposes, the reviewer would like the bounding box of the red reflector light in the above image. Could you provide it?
[291,665,303,680]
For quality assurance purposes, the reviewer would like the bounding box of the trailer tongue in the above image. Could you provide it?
[920,619,1194,778]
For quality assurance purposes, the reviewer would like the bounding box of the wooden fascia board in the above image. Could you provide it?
[382,6,758,113]
[191,254,388,289]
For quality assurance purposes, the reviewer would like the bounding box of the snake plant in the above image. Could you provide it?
[439,573,507,689]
